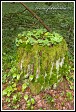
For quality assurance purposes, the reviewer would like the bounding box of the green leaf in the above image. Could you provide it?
[31,106,34,110]
[37,39,43,43]
[13,94,17,103]
[17,74,20,80]
[43,39,50,46]
[13,95,17,100]
[27,100,31,107]
[69,85,74,90]
[66,92,73,100]
[12,83,16,87]
[50,32,63,44]
[13,73,17,78]
[22,83,27,92]
[13,87,17,91]
[6,98,10,102]
[29,75,34,81]
[24,94,28,101]
[30,98,35,105]
[10,66,16,73]
[17,92,21,100]
[18,33,22,37]
[19,39,22,43]
[2,89,7,96]
[7,92,11,97]
[3,86,13,96]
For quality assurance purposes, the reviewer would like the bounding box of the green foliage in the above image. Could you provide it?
[23,93,35,108]
[66,92,73,100]
[8,104,11,107]
[25,96,35,109]
[10,66,17,73]
[16,38,23,46]
[2,83,17,97]
[27,100,31,108]
[24,94,29,101]
[64,63,74,89]
[13,94,18,103]
[67,76,74,90]
[12,83,16,88]
[43,94,54,103]
[8,66,21,81]
[29,75,34,81]
[30,106,34,110]
[2,73,7,83]
[22,83,27,92]
[30,98,35,105]
[6,98,10,103]
[17,74,20,80]
[2,86,14,97]
[69,85,74,90]
[50,32,63,45]
[12,105,19,109]
[67,51,74,62]
[12,92,21,103]
[16,29,63,47]
[39,108,43,110]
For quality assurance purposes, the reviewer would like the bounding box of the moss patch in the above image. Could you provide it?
[30,82,41,95]
[16,32,68,94]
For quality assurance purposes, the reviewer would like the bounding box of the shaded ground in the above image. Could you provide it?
[2,75,74,110]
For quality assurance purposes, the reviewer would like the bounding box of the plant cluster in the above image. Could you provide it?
[24,94,35,109]
[12,92,21,103]
[16,28,63,46]
[66,92,73,100]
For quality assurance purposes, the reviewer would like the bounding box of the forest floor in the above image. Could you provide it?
[2,68,74,110]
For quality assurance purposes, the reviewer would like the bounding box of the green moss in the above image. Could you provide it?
[17,38,68,94]
[30,82,41,95]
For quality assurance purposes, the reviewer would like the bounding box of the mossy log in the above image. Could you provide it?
[17,38,68,94]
